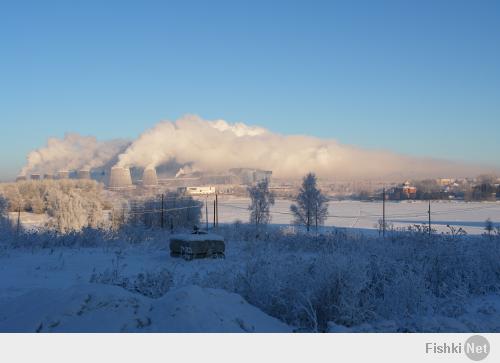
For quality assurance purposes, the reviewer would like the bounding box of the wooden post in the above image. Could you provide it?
[428,199,431,237]
[215,193,219,227]
[205,195,209,231]
[382,188,386,237]
[16,205,21,235]
[161,194,164,229]
[213,199,216,228]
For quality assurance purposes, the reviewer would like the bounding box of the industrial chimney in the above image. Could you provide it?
[109,167,133,189]
[77,169,91,180]
[142,167,158,187]
[57,170,70,179]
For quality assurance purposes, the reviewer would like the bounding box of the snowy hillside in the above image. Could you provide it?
[0,284,290,333]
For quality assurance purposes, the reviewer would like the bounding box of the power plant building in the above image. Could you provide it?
[77,169,91,179]
[109,167,134,190]
[229,168,272,185]
[57,171,70,179]
[142,167,158,187]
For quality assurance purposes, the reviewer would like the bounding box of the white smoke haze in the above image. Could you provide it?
[20,115,494,181]
[20,134,130,176]
[113,115,491,180]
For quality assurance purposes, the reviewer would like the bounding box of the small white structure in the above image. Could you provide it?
[179,186,216,195]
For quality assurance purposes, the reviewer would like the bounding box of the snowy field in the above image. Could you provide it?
[1,223,500,333]
[9,198,500,236]
[211,197,500,235]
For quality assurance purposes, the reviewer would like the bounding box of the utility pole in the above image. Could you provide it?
[205,195,209,231]
[213,199,216,228]
[315,203,318,232]
[16,204,21,235]
[161,194,164,229]
[382,188,386,237]
[215,193,219,227]
[428,199,431,237]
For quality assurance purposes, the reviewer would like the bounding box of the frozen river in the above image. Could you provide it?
[203,196,500,235]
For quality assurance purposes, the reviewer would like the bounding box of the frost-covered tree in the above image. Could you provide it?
[485,218,494,239]
[0,195,8,217]
[290,173,328,232]
[42,181,105,233]
[248,179,275,229]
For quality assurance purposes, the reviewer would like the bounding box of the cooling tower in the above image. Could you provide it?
[142,167,158,187]
[109,167,133,189]
[15,176,27,182]
[77,169,91,179]
[57,170,70,179]
[43,173,54,180]
[30,173,41,181]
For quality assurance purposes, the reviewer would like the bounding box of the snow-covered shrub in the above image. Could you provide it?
[198,226,500,332]
[90,268,173,298]
[0,180,106,233]
[0,195,8,216]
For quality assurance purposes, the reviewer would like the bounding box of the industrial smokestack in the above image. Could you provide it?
[57,170,70,179]
[109,167,133,189]
[30,173,41,181]
[142,167,158,187]
[77,169,91,179]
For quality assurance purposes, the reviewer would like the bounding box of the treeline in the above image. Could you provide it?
[0,180,204,234]
[413,177,500,201]
[0,180,107,233]
[352,175,500,202]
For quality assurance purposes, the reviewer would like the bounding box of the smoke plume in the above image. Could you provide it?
[20,115,493,180]
[20,134,130,176]
[113,115,489,180]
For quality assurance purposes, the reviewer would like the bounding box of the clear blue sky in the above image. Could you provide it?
[1,0,499,180]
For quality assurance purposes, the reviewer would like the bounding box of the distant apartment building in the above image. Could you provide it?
[229,168,272,185]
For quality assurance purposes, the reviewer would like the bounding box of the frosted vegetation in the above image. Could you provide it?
[0,180,107,233]
[1,194,499,331]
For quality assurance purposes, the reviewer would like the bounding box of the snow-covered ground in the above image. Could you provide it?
[1,225,499,332]
[9,198,500,235]
[0,246,290,332]
[211,197,500,234]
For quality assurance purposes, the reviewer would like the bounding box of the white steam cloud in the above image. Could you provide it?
[113,115,488,180]
[21,115,493,180]
[20,134,129,176]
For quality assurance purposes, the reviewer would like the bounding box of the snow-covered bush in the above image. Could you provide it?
[199,225,500,332]
[90,268,173,298]
[0,195,8,217]
[0,180,106,233]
